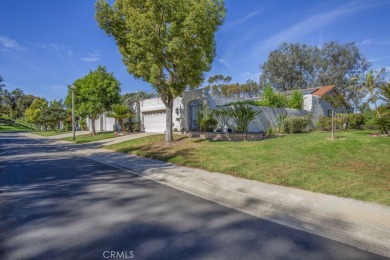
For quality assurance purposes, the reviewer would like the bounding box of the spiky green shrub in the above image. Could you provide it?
[199,116,218,132]
[227,104,261,133]
[107,104,134,132]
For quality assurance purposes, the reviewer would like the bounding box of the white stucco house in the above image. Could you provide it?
[140,85,353,133]
[86,113,116,132]
[295,85,353,118]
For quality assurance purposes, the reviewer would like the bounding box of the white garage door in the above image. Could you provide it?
[143,112,166,132]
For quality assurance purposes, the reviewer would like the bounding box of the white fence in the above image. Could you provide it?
[247,106,309,132]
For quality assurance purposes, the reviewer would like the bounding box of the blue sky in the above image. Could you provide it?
[1,0,390,101]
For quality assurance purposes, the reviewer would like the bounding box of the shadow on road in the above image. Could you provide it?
[0,133,386,259]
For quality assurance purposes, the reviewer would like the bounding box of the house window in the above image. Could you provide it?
[327,109,333,117]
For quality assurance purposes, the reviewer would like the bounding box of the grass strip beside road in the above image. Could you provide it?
[32,130,71,137]
[0,116,34,132]
[0,124,32,132]
[105,130,390,205]
[63,132,116,143]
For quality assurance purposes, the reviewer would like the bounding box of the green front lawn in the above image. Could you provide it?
[0,124,33,132]
[32,130,71,137]
[105,130,390,205]
[0,116,34,132]
[63,132,116,143]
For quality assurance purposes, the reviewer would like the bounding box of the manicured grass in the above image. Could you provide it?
[105,130,390,205]
[0,124,32,132]
[63,132,116,143]
[32,130,71,136]
[0,116,34,132]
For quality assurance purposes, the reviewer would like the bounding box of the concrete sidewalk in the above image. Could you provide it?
[29,131,90,140]
[29,131,160,145]
[22,132,390,257]
[86,132,160,146]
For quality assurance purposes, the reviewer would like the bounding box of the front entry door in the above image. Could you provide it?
[189,99,202,130]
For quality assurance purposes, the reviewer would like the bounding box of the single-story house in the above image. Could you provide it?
[85,101,139,133]
[139,85,353,133]
[295,85,353,118]
[86,113,116,132]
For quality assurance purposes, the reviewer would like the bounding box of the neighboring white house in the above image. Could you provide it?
[293,85,353,119]
[86,112,116,132]
[139,85,353,133]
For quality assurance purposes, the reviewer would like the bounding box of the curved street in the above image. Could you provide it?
[0,132,387,259]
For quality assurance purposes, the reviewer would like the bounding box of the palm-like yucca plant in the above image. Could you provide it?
[379,83,390,108]
[227,103,261,133]
[351,69,386,118]
[107,104,134,132]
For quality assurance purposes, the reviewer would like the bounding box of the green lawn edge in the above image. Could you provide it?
[63,132,116,143]
[104,130,390,206]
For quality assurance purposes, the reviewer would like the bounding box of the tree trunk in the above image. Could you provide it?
[373,98,381,119]
[91,115,97,135]
[331,109,334,139]
[165,100,173,143]
[136,101,141,124]
[119,118,125,133]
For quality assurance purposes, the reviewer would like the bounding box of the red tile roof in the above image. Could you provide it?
[312,85,335,97]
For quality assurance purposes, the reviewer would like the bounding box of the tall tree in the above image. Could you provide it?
[260,43,317,91]
[352,68,387,118]
[205,75,261,98]
[25,97,48,129]
[0,75,5,92]
[240,79,262,98]
[41,100,68,129]
[317,42,370,104]
[65,66,121,135]
[205,74,231,96]
[96,0,226,143]
[379,82,390,106]
[259,42,370,110]
[0,75,5,114]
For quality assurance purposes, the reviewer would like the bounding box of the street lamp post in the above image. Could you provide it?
[71,85,75,141]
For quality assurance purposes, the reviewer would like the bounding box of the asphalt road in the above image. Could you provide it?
[0,132,387,260]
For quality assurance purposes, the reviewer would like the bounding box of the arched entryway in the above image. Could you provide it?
[189,99,202,130]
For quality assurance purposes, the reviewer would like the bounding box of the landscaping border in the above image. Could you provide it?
[182,131,265,141]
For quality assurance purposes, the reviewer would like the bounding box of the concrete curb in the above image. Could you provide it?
[74,148,390,258]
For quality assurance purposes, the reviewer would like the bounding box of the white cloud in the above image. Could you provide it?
[225,11,262,28]
[368,56,390,62]
[0,35,22,50]
[360,39,372,46]
[218,58,233,70]
[49,43,66,52]
[81,52,100,63]
[258,2,387,51]
[31,42,67,52]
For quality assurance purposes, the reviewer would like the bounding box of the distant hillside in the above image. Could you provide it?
[0,115,34,132]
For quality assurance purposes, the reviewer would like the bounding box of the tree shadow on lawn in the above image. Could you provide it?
[115,144,196,164]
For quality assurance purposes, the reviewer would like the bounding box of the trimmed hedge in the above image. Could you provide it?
[347,113,364,129]
[284,116,309,133]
